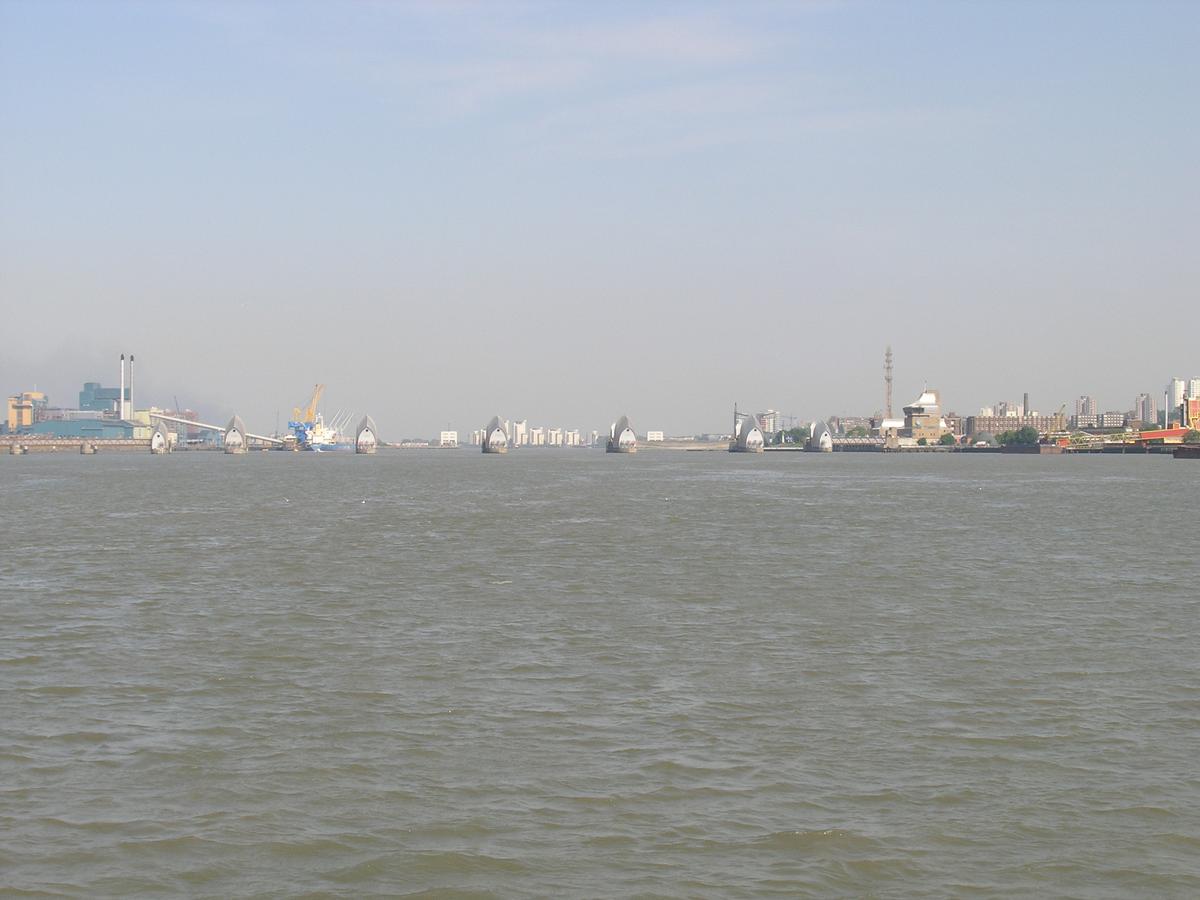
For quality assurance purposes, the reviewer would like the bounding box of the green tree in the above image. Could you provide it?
[846,425,870,438]
[998,426,1039,446]
[938,432,957,446]
[1185,429,1200,444]
[786,426,810,443]
[917,437,928,446]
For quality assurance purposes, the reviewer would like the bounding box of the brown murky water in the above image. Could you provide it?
[3,450,1198,896]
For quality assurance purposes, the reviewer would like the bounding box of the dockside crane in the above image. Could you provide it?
[292,384,325,425]
[287,384,326,448]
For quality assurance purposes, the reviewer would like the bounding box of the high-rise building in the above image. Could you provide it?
[1168,378,1186,405]
[1075,395,1097,418]
[511,419,528,447]
[1167,379,1186,424]
[1189,378,1200,399]
[1134,393,1157,426]
[757,410,781,434]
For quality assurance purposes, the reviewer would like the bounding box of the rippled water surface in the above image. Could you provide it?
[2,450,1198,897]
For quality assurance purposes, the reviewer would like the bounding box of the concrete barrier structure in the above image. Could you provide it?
[482,416,509,454]
[606,415,637,453]
[224,416,248,454]
[808,421,834,452]
[150,422,171,454]
[355,416,378,454]
[730,411,765,453]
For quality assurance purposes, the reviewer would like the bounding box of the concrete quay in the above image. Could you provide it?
[3,437,152,454]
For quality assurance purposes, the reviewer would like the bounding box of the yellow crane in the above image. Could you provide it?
[292,384,325,425]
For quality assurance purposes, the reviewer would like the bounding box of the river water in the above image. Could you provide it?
[2,450,1198,897]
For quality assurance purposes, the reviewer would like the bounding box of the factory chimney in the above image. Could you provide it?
[119,354,126,419]
[1023,392,1030,418]
[128,354,134,420]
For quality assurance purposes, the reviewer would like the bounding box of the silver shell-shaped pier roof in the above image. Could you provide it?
[150,421,171,453]
[355,415,378,453]
[731,413,764,451]
[224,415,247,453]
[808,421,833,451]
[607,415,637,452]
[482,416,509,453]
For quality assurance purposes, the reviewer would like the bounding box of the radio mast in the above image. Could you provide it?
[884,346,894,419]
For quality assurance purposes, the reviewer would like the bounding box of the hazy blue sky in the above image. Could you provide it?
[2,0,1196,436]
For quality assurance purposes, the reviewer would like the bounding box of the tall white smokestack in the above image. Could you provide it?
[119,354,126,419]
[128,354,134,419]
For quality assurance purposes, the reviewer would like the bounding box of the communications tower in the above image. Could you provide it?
[884,346,894,419]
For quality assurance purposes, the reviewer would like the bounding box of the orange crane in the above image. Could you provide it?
[292,384,325,425]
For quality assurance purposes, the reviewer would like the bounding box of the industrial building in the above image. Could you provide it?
[902,389,949,443]
[23,419,135,439]
[79,382,128,413]
[5,391,47,432]
[966,414,1062,438]
[5,387,138,437]
[4,356,152,440]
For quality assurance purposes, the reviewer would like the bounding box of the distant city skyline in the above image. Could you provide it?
[7,357,1197,441]
[2,1,1197,434]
